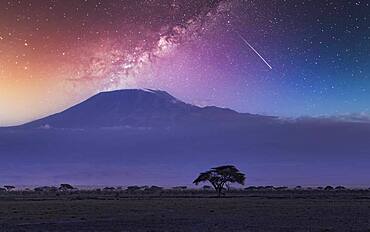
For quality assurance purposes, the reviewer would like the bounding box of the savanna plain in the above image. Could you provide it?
[0,188,369,232]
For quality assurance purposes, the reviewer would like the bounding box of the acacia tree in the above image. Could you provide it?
[4,185,15,192]
[59,184,74,191]
[193,165,246,197]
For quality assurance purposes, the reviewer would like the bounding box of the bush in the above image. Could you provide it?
[202,185,212,190]
[126,186,141,192]
[146,186,163,192]
[4,185,15,191]
[274,186,288,191]
[172,186,187,190]
[34,186,58,192]
[59,184,74,191]
[335,186,346,190]
[103,187,115,191]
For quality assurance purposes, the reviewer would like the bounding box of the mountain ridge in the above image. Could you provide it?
[3,89,368,130]
[18,89,275,129]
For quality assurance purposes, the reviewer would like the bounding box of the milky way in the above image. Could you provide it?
[0,0,370,126]
[62,1,229,89]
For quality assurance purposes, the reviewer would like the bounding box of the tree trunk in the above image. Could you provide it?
[217,187,222,198]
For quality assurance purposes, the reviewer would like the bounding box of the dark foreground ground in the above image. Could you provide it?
[0,190,369,232]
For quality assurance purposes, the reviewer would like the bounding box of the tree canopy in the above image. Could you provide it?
[193,165,246,197]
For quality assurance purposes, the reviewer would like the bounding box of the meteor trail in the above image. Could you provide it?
[236,31,273,70]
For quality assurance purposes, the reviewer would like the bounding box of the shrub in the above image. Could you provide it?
[34,186,58,192]
[103,187,115,191]
[172,186,187,190]
[4,185,15,191]
[202,185,212,190]
[335,186,346,190]
[59,184,74,191]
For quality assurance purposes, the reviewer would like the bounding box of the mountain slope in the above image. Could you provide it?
[24,89,273,129]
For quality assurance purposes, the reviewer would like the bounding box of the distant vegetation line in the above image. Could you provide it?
[1,184,369,193]
[1,165,369,196]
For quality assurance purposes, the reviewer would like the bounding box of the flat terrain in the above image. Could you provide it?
[0,190,369,231]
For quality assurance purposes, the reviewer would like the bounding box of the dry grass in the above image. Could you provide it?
[0,190,369,231]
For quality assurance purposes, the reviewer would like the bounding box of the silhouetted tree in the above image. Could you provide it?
[264,186,275,191]
[126,186,141,192]
[335,186,346,190]
[59,184,74,191]
[244,186,257,191]
[193,165,246,197]
[295,185,303,190]
[103,187,115,191]
[4,185,15,191]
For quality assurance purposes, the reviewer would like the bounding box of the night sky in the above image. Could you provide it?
[0,0,369,126]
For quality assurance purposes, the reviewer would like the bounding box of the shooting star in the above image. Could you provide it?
[236,31,273,70]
